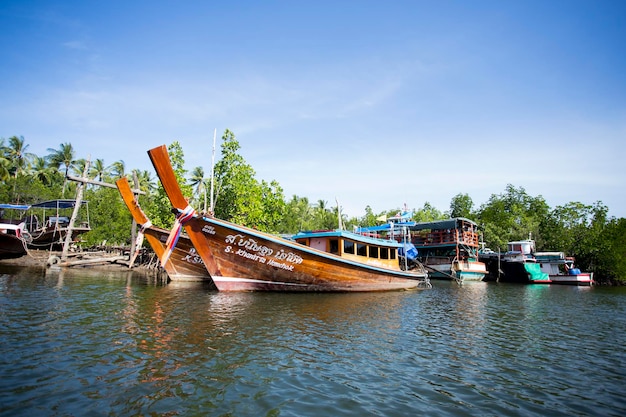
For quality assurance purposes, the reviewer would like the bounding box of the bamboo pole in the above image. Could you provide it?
[61,159,90,261]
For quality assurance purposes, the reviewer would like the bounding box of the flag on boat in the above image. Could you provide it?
[399,243,418,260]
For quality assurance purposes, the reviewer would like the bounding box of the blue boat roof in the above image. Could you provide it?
[294,229,403,248]
[358,217,477,233]
[30,200,88,209]
[0,203,30,210]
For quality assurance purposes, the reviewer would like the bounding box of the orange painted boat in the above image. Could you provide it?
[147,145,430,292]
[115,177,212,283]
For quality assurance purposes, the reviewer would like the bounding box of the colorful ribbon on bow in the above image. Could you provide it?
[160,205,196,266]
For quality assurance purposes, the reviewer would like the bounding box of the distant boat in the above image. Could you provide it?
[358,216,487,282]
[479,239,593,286]
[24,200,91,249]
[147,144,430,292]
[115,177,212,283]
[0,204,31,260]
[534,251,594,286]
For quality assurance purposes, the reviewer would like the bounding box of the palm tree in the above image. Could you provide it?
[0,157,10,182]
[297,196,311,231]
[131,169,157,194]
[73,157,91,175]
[31,156,55,185]
[189,166,207,212]
[47,143,75,196]
[5,136,35,198]
[110,160,125,179]
[90,158,109,181]
[0,138,10,182]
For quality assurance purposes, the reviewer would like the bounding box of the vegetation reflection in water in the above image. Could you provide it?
[0,267,625,416]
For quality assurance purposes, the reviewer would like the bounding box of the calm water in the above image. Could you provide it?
[1,265,625,417]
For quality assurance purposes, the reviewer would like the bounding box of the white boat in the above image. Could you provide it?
[534,252,594,286]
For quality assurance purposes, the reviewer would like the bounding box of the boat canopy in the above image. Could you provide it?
[357,217,477,233]
[29,200,88,209]
[0,204,30,210]
[294,229,403,247]
[356,222,416,233]
[408,217,477,231]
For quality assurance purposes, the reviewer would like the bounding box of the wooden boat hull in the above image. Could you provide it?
[426,260,487,281]
[0,233,27,259]
[546,273,594,286]
[453,260,487,281]
[180,215,425,292]
[142,226,211,282]
[147,144,428,292]
[115,178,212,283]
[28,227,90,248]
[488,260,594,285]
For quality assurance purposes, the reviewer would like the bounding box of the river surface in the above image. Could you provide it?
[1,265,625,417]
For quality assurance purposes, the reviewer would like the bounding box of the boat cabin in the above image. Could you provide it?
[503,239,536,262]
[534,252,581,276]
[293,229,401,270]
[407,218,480,248]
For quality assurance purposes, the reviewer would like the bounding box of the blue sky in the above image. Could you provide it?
[1,1,625,218]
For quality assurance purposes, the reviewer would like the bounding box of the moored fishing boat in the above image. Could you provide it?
[24,200,91,249]
[0,204,31,260]
[148,144,430,292]
[534,252,594,286]
[358,215,487,282]
[115,178,212,283]
[479,239,593,285]
[479,239,550,283]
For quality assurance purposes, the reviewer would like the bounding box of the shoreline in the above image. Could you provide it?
[0,248,153,273]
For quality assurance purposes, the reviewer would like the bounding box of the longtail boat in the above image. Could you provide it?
[115,177,212,283]
[148,144,430,292]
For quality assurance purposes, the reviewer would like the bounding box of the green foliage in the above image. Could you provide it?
[0,176,59,204]
[212,130,284,232]
[477,184,549,251]
[1,134,624,283]
[279,196,312,233]
[189,166,207,212]
[259,180,286,232]
[80,187,132,247]
[413,202,446,222]
[449,193,474,219]
[600,218,626,283]
[46,142,76,197]
[361,205,379,227]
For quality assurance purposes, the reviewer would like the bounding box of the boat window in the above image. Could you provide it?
[357,243,367,257]
[343,240,355,255]
[330,239,339,254]
[370,246,379,259]
[380,247,389,259]
[390,249,396,260]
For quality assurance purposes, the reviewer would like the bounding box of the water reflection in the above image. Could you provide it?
[1,267,625,416]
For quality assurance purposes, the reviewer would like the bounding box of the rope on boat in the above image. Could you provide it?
[160,205,195,267]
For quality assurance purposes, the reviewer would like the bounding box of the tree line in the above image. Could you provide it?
[2,132,625,284]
